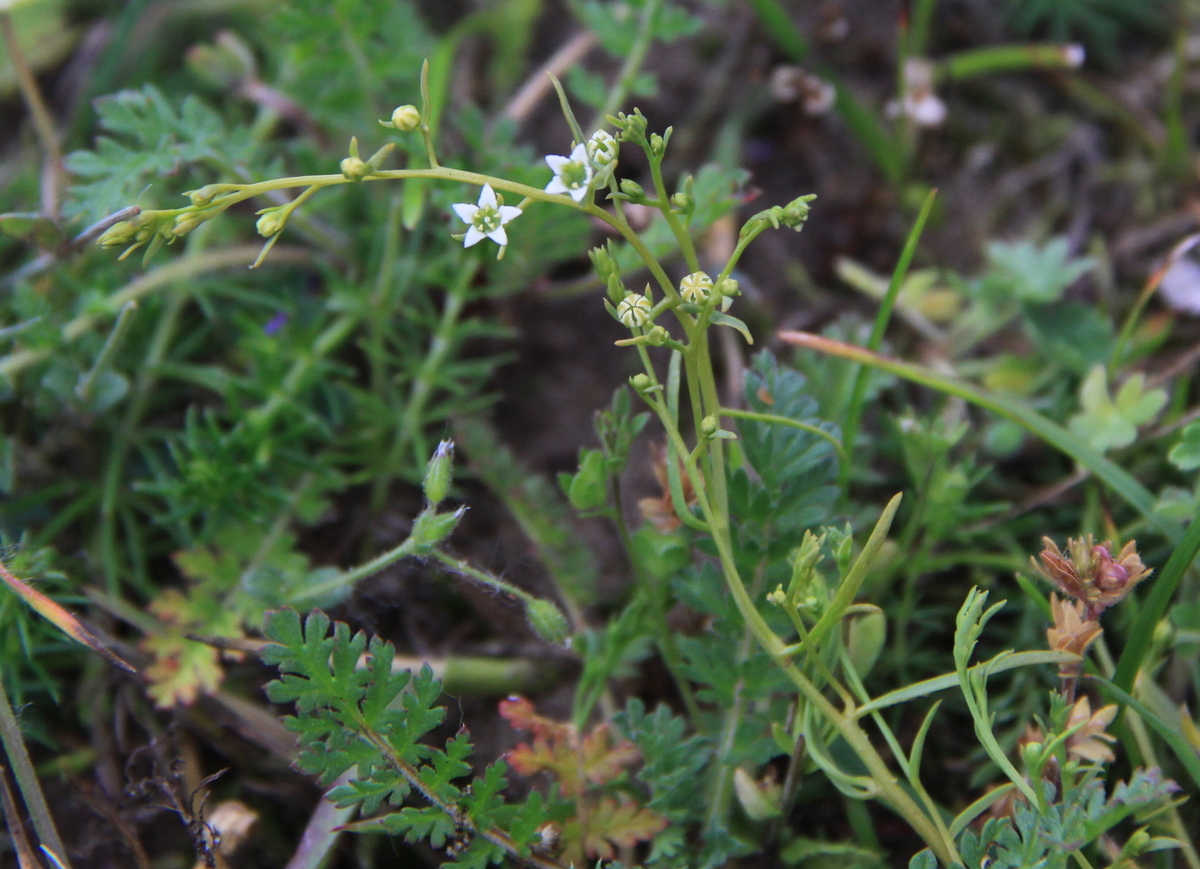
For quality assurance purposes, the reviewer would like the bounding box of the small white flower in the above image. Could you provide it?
[451,184,523,248]
[545,143,595,203]
[587,130,619,167]
[616,293,653,328]
[679,271,714,304]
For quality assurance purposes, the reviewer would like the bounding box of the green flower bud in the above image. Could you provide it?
[256,208,286,237]
[423,440,454,506]
[609,109,648,142]
[187,185,222,207]
[525,598,570,645]
[781,193,817,230]
[649,133,665,156]
[700,415,719,437]
[846,610,886,678]
[97,220,137,248]
[172,212,207,237]
[630,373,654,393]
[619,178,646,202]
[670,191,692,212]
[389,104,421,131]
[341,155,367,181]
[645,325,671,346]
[589,244,615,282]
[716,277,740,298]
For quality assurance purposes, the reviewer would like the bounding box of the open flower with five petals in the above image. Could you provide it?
[452,184,522,248]
[545,144,595,203]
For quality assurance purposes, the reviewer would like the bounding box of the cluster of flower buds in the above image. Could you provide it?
[742,193,818,239]
[1032,534,1151,620]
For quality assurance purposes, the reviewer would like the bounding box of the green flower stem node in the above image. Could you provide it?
[410,506,465,551]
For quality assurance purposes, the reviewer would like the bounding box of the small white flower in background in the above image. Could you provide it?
[617,293,653,328]
[679,271,714,304]
[452,184,522,248]
[545,143,595,203]
[886,58,946,128]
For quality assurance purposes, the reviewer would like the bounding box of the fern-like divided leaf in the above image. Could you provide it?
[260,608,552,867]
[65,85,253,223]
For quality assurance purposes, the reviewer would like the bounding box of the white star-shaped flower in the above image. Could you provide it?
[544,144,595,203]
[452,184,523,247]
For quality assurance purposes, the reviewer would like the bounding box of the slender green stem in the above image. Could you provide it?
[838,189,936,495]
[0,679,73,868]
[289,537,418,604]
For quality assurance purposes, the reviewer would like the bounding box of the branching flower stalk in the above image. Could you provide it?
[95,72,963,863]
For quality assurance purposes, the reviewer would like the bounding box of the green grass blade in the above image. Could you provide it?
[1091,676,1200,791]
[778,332,1180,544]
[1112,510,1200,693]
[839,189,936,491]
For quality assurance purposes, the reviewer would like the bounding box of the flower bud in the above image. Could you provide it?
[670,191,692,212]
[587,129,619,166]
[717,277,740,297]
[649,132,665,156]
[609,109,648,142]
[619,178,646,202]
[97,220,137,248]
[589,244,616,282]
[679,271,714,304]
[389,104,421,131]
[645,325,671,346]
[525,598,570,645]
[255,208,286,237]
[630,373,654,393]
[423,440,454,506]
[187,185,222,207]
[700,415,719,437]
[616,293,652,328]
[172,212,206,237]
[341,155,367,181]
[781,193,817,230]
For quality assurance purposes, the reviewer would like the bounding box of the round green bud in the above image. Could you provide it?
[670,191,693,212]
[619,178,646,201]
[188,185,221,207]
[700,415,719,437]
[525,598,570,645]
[716,277,740,297]
[390,104,421,131]
[256,209,286,237]
[645,325,671,346]
[630,373,654,393]
[341,155,367,181]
